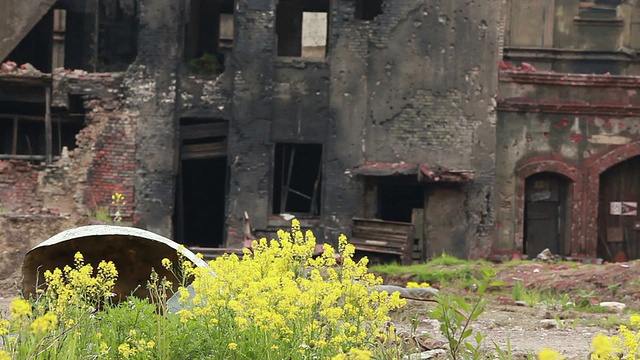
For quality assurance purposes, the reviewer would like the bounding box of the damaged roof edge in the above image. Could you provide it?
[351,162,474,182]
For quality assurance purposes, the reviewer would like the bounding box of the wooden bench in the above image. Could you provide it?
[350,218,415,265]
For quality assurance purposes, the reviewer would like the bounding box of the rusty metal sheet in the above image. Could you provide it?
[22,225,210,301]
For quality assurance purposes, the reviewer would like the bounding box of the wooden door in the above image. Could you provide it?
[525,202,560,256]
[598,156,640,261]
[524,174,567,258]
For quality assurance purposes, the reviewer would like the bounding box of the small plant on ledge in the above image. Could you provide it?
[187,52,224,76]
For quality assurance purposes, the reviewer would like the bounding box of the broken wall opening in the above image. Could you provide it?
[377,182,423,222]
[174,118,229,248]
[355,0,383,20]
[276,0,328,58]
[272,143,322,216]
[5,9,54,72]
[4,0,138,72]
[184,0,234,74]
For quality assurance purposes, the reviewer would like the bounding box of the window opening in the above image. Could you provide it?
[578,0,622,19]
[355,0,383,20]
[276,0,329,58]
[0,90,85,161]
[272,143,322,216]
[97,0,139,71]
[185,0,233,75]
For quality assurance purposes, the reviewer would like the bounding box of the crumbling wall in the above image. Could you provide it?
[326,0,499,258]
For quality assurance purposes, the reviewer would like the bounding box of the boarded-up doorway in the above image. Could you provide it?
[174,118,228,248]
[598,156,640,262]
[524,173,570,257]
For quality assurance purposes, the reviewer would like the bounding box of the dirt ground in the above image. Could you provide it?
[386,260,640,359]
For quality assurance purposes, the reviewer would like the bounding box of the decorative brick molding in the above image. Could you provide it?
[514,160,583,255]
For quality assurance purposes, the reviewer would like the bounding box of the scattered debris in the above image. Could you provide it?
[0,61,42,75]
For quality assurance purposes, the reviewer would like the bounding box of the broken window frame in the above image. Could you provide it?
[0,83,85,163]
[577,0,623,20]
[272,143,323,217]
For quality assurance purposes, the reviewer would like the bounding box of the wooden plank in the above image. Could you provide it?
[349,244,404,255]
[45,87,52,164]
[181,142,227,159]
[180,122,229,140]
[11,117,18,155]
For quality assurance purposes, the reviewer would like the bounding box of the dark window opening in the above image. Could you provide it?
[174,118,229,248]
[272,143,322,216]
[276,0,329,58]
[5,1,137,72]
[355,0,383,20]
[184,0,234,75]
[377,183,423,222]
[579,0,622,19]
[97,0,139,71]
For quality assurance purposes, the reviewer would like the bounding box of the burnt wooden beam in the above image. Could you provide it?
[45,87,52,163]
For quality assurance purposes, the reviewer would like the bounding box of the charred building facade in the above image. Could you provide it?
[0,0,499,280]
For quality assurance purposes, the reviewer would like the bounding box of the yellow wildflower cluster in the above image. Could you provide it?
[178,219,406,358]
[406,281,431,288]
[590,314,640,359]
[43,252,118,316]
[117,329,155,358]
[538,348,564,360]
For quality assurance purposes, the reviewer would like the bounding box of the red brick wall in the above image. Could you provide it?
[0,160,41,213]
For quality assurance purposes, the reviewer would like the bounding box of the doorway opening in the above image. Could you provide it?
[597,155,640,262]
[174,118,229,248]
[524,173,571,258]
[377,182,423,222]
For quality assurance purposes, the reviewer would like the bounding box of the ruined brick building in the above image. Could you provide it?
[0,0,638,285]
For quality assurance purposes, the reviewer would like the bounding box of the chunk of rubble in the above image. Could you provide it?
[599,301,626,314]
[404,349,447,360]
[376,285,439,299]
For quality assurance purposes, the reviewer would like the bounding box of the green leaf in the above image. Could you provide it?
[461,328,473,340]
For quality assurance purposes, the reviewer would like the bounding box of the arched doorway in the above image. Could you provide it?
[524,173,572,257]
[597,155,640,262]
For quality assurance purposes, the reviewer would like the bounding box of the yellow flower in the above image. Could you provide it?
[29,312,58,335]
[406,281,430,288]
[228,343,238,350]
[591,333,621,359]
[0,350,11,360]
[10,298,31,319]
[538,348,562,360]
[0,319,9,336]
[161,258,172,269]
[631,314,640,328]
